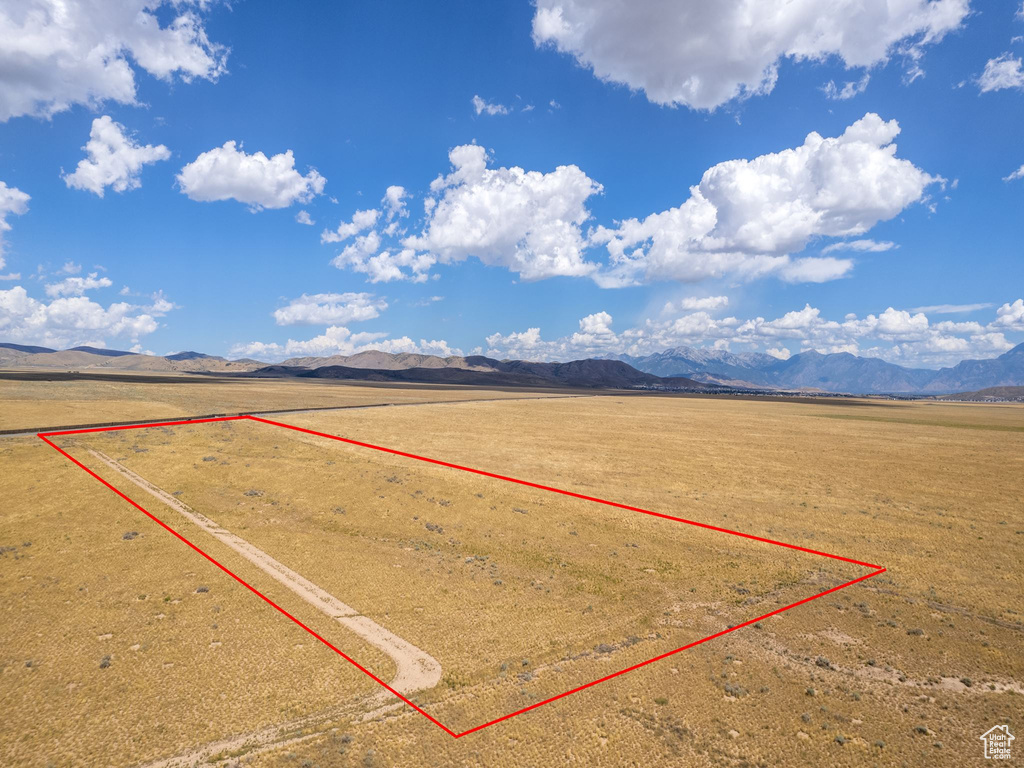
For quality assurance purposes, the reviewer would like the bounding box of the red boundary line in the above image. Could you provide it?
[36,425,458,737]
[39,413,886,738]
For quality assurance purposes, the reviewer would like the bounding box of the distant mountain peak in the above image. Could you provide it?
[0,342,56,354]
[1003,341,1024,358]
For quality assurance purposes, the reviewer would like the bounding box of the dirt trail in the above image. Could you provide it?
[88,449,442,697]
[133,691,398,768]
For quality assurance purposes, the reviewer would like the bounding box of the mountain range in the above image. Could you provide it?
[0,343,707,391]
[292,356,707,390]
[0,343,263,373]
[615,343,1024,394]
[2,340,1023,395]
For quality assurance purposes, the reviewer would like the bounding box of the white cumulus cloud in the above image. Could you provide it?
[532,0,967,110]
[403,144,603,281]
[591,114,938,286]
[578,310,614,335]
[63,116,170,197]
[0,181,30,261]
[271,292,386,326]
[322,208,380,243]
[177,141,326,211]
[0,0,227,121]
[45,272,113,297]
[992,299,1024,331]
[333,244,436,284]
[0,284,172,348]
[382,185,409,224]
[228,325,460,362]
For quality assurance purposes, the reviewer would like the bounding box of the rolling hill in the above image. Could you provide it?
[295,357,708,390]
[0,345,264,373]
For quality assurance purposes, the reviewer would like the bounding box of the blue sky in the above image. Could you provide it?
[0,0,1022,367]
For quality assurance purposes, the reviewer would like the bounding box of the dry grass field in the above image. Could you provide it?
[1,380,1022,766]
[66,417,871,734]
[0,374,564,432]
[0,436,391,767]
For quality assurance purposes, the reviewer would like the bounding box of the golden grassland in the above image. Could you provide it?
[0,438,392,768]
[0,382,1021,766]
[0,375,564,432]
[282,396,1023,620]
[74,418,866,735]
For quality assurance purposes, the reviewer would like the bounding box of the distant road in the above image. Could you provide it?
[0,369,238,384]
[0,393,591,439]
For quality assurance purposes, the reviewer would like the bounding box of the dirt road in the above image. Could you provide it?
[88,449,442,696]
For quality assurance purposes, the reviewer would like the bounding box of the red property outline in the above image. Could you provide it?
[38,414,886,738]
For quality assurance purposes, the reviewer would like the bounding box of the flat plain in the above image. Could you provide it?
[0,374,565,433]
[1,377,1021,766]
